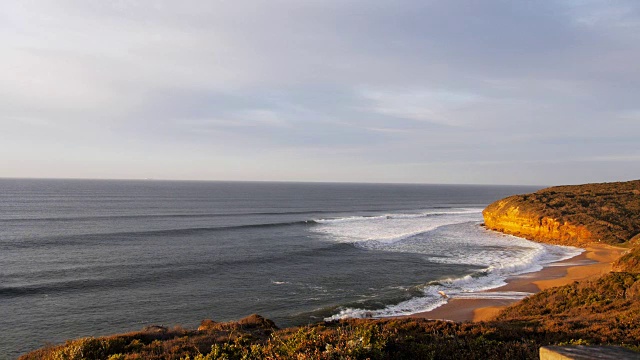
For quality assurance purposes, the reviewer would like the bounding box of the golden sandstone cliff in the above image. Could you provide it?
[483,180,640,247]
[483,196,595,246]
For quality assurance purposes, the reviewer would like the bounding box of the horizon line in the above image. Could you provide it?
[0,176,547,188]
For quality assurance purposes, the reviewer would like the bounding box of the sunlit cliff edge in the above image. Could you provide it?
[483,179,640,247]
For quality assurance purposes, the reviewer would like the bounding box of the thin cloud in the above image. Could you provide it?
[1,1,639,184]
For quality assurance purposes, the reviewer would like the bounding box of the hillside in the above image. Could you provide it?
[483,180,640,246]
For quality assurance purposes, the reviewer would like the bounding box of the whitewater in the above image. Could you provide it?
[314,208,582,320]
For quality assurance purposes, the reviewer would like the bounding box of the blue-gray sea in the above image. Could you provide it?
[0,179,581,357]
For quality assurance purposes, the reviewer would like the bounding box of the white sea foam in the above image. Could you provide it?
[314,209,481,225]
[328,300,447,319]
[313,208,482,245]
[271,281,289,285]
[318,208,584,321]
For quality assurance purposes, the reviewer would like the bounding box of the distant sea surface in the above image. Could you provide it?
[0,179,581,357]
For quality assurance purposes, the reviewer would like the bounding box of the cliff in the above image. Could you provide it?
[483,180,640,246]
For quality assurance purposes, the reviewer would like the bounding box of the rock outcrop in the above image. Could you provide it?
[483,180,640,246]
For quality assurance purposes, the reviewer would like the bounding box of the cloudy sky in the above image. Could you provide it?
[2,1,639,185]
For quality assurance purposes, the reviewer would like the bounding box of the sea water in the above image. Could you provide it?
[0,179,581,357]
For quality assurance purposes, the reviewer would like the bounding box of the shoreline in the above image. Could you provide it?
[406,243,626,322]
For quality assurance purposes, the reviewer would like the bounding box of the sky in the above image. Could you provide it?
[2,1,640,185]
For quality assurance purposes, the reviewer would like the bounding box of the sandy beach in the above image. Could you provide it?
[409,243,627,322]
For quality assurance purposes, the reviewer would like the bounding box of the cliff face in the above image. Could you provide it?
[482,180,640,246]
[483,197,594,246]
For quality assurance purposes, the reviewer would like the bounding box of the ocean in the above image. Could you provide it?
[0,179,581,357]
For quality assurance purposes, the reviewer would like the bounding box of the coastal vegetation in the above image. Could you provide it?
[21,180,640,359]
[483,180,640,245]
[614,238,640,273]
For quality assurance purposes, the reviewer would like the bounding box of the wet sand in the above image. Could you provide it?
[408,243,626,322]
